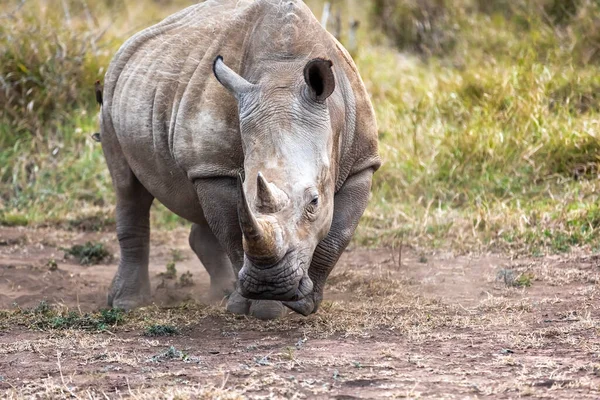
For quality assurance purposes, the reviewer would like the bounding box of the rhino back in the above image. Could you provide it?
[101,0,260,221]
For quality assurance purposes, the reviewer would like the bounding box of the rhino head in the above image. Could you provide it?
[213,56,337,302]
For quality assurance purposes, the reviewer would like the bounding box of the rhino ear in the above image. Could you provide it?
[304,58,335,102]
[213,56,256,98]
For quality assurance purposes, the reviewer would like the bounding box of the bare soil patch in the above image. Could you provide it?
[0,227,598,399]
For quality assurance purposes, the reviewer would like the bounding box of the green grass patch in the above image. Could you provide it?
[144,324,180,337]
[65,241,111,265]
[497,270,535,288]
[515,272,535,288]
[0,212,29,227]
[19,301,126,331]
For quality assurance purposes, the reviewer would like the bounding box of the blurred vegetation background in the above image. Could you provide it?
[1,0,599,255]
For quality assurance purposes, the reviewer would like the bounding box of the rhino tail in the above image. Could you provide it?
[92,80,103,143]
[95,80,103,106]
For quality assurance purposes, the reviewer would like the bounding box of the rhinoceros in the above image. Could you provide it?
[99,0,380,319]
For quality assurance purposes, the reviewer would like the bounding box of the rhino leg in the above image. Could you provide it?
[102,123,154,310]
[188,222,236,301]
[285,168,375,316]
[194,178,286,320]
[107,189,153,310]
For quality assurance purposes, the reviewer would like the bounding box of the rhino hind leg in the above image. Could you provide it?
[188,222,236,300]
[106,175,154,310]
[101,122,154,310]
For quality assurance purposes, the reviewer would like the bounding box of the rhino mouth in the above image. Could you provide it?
[238,251,313,301]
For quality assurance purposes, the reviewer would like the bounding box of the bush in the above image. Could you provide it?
[371,0,464,58]
[0,0,194,228]
[371,0,600,65]
[0,1,109,144]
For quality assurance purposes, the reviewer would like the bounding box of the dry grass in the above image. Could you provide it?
[0,0,599,256]
[1,248,599,398]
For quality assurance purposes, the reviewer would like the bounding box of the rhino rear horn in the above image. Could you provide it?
[213,56,256,99]
[256,172,287,213]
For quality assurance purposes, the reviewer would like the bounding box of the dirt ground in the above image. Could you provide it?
[0,226,598,399]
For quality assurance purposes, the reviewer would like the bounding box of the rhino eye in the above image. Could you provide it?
[307,195,319,214]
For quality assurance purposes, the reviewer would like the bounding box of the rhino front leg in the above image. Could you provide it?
[189,222,236,300]
[285,168,375,316]
[195,178,285,320]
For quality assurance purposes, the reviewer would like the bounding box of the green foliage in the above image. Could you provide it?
[99,308,125,325]
[0,212,29,227]
[515,272,534,287]
[170,249,185,262]
[178,271,194,287]
[158,249,194,285]
[0,13,104,141]
[33,300,52,315]
[47,259,58,271]
[0,0,187,228]
[0,1,113,225]
[149,346,202,363]
[497,269,534,287]
[371,0,600,65]
[27,301,125,331]
[371,0,462,57]
[144,324,179,337]
[65,241,111,265]
[160,262,178,279]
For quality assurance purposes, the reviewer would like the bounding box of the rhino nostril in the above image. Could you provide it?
[298,275,313,296]
[239,272,304,301]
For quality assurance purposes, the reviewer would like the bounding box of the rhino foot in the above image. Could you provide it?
[107,274,151,310]
[226,290,286,320]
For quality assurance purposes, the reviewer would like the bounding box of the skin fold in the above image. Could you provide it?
[100,0,380,320]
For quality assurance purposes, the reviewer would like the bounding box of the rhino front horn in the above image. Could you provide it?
[237,173,263,242]
[237,173,285,266]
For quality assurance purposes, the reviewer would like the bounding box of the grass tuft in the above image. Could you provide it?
[21,301,126,331]
[159,261,178,279]
[144,324,180,337]
[497,269,535,287]
[64,241,111,265]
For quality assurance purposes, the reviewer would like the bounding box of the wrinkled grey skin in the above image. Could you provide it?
[99,0,380,319]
